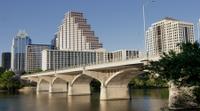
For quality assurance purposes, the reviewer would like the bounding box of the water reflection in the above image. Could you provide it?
[100,100,130,111]
[0,89,169,111]
[67,95,91,111]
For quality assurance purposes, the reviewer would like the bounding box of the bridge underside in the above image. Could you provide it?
[23,63,144,100]
[37,79,49,92]
[68,75,92,96]
[51,78,68,93]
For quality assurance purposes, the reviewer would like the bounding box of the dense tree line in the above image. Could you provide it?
[0,68,21,91]
[129,73,168,88]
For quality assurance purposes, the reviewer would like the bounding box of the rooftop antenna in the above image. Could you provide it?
[198,19,200,43]
[143,0,156,60]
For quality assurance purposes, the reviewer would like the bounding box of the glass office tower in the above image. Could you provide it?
[11,30,32,74]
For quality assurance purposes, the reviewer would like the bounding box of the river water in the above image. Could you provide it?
[0,89,169,111]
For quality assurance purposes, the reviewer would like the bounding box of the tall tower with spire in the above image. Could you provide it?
[11,30,31,74]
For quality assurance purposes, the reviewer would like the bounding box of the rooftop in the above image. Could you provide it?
[162,17,179,21]
[16,30,29,38]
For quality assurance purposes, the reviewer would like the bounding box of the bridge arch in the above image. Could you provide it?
[51,77,68,93]
[70,74,95,86]
[37,79,50,92]
[100,68,144,100]
[68,74,101,96]
[105,68,144,87]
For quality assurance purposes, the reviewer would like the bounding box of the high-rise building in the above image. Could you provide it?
[1,52,11,70]
[51,33,59,49]
[111,50,139,62]
[25,44,51,73]
[41,49,139,71]
[146,17,194,56]
[57,11,103,50]
[11,30,32,74]
[41,49,106,71]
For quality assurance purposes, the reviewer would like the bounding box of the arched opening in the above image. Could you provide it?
[38,79,49,92]
[106,71,144,88]
[100,69,144,100]
[52,78,68,93]
[70,74,102,96]
[69,74,93,96]
[90,79,101,93]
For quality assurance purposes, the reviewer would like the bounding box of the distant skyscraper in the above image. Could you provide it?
[1,52,11,70]
[51,33,59,49]
[198,18,200,42]
[146,17,194,56]
[25,44,51,73]
[57,11,103,50]
[11,30,32,74]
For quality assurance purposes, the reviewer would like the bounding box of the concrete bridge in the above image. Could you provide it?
[21,57,159,100]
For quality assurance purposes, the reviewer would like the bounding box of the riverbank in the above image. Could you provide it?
[0,90,7,92]
[18,87,36,93]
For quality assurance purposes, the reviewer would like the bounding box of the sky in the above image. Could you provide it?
[0,0,200,64]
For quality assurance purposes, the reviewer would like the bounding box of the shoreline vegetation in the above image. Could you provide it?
[0,68,22,92]
[146,42,200,109]
[129,73,168,89]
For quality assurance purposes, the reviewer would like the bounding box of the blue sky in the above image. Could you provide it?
[0,0,200,64]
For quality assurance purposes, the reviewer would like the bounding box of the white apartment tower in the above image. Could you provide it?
[57,11,103,50]
[146,17,194,56]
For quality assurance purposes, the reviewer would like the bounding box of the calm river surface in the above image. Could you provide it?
[0,89,169,111]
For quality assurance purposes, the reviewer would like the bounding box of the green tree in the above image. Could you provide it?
[0,67,5,74]
[146,42,200,108]
[147,42,200,86]
[0,71,21,90]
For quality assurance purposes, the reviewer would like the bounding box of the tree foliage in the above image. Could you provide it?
[0,67,5,74]
[146,42,200,87]
[129,73,167,88]
[0,71,21,90]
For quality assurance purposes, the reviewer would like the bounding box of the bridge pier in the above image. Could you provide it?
[50,78,68,93]
[100,85,129,100]
[68,84,91,96]
[36,79,50,92]
[68,74,92,96]
[83,68,144,100]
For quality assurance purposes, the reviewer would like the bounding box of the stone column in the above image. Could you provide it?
[100,85,129,100]
[68,84,91,96]
[36,80,50,92]
[50,83,68,93]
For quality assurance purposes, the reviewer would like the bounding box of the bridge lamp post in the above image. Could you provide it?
[142,0,156,60]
